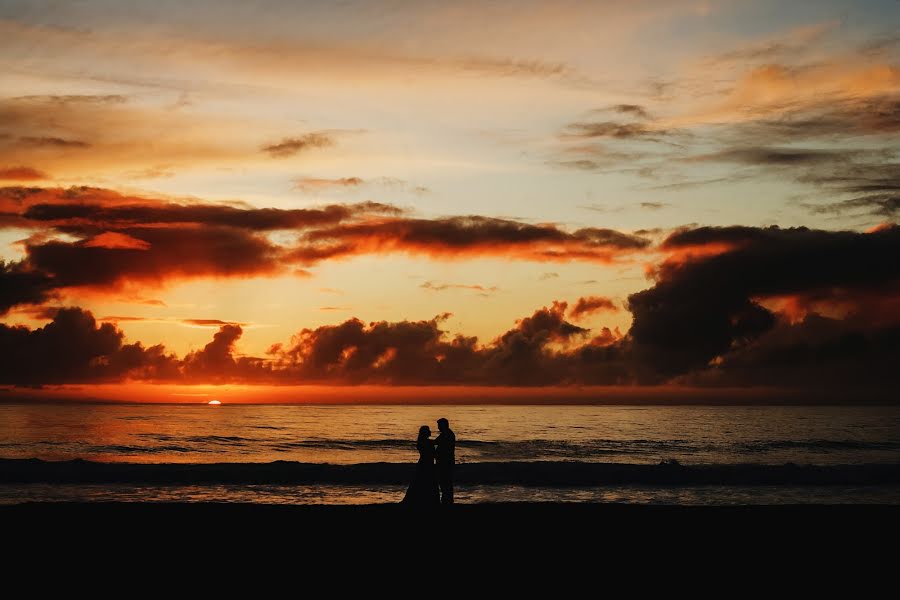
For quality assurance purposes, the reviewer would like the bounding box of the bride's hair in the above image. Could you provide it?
[417,425,431,440]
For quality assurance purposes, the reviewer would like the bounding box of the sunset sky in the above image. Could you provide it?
[1,1,898,400]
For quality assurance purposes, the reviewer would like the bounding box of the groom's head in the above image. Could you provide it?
[437,418,449,432]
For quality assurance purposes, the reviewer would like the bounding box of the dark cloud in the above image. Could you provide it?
[181,324,256,380]
[539,272,559,280]
[294,176,364,190]
[0,167,47,180]
[686,147,852,166]
[291,216,651,264]
[181,319,245,327]
[0,303,595,386]
[611,104,651,119]
[564,121,666,140]
[0,185,649,312]
[454,57,572,79]
[271,301,593,385]
[0,308,179,384]
[98,315,153,322]
[18,136,90,149]
[798,162,900,218]
[739,96,900,141]
[11,95,128,105]
[581,201,669,213]
[628,224,900,380]
[568,296,618,320]
[421,281,499,295]
[26,225,284,288]
[809,194,900,218]
[262,133,335,157]
[2,243,898,392]
[23,199,401,231]
[0,260,55,315]
[677,313,900,389]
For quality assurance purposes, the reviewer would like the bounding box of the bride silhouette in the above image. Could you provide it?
[401,425,440,506]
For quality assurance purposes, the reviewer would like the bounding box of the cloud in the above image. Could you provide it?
[0,167,47,181]
[0,185,649,311]
[539,272,559,280]
[563,121,667,140]
[0,260,55,315]
[0,307,180,384]
[420,281,499,295]
[628,224,900,380]
[262,133,335,158]
[181,319,245,327]
[0,94,252,175]
[582,201,670,213]
[293,177,365,191]
[290,216,651,265]
[11,95,128,105]
[17,136,91,149]
[22,194,401,231]
[610,104,651,119]
[796,162,900,218]
[292,176,426,195]
[686,147,854,166]
[704,22,839,66]
[675,312,900,389]
[83,232,152,250]
[181,324,246,379]
[452,57,573,79]
[2,248,898,391]
[271,301,593,385]
[809,195,900,218]
[0,303,593,386]
[568,296,618,320]
[31,224,286,289]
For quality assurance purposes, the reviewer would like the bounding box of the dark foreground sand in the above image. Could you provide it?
[5,503,896,574]
[6,501,897,534]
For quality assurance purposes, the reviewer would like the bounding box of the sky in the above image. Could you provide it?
[0,0,898,400]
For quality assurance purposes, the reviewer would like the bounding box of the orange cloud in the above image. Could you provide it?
[261,133,335,158]
[84,232,152,250]
[0,166,48,181]
[568,296,618,320]
[291,216,651,265]
[294,177,364,190]
[0,185,650,312]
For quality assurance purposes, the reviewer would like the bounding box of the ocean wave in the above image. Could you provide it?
[10,436,898,461]
[2,458,898,486]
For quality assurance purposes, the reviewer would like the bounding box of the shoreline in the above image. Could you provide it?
[4,458,900,486]
[5,501,898,531]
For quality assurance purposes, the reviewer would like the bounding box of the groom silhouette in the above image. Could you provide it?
[434,418,456,504]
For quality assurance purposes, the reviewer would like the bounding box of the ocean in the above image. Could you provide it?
[2,403,899,505]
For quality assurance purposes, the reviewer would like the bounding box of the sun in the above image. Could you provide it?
[208,399,222,405]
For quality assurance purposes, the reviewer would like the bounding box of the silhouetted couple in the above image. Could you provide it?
[401,418,455,507]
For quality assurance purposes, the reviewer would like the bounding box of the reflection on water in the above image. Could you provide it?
[2,404,899,465]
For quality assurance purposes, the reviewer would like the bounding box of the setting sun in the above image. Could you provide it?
[208,400,222,405]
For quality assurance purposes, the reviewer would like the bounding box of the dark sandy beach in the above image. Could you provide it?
[6,501,897,533]
[5,502,897,576]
